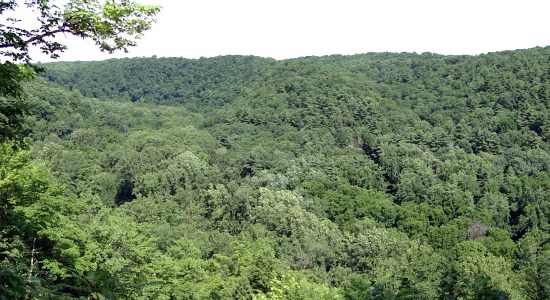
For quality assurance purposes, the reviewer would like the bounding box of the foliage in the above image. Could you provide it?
[2,47,550,298]
[0,142,92,298]
[0,0,160,145]
[1,0,160,63]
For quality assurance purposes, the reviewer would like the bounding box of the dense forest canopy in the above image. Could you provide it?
[1,47,549,299]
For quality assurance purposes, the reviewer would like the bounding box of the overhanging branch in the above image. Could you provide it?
[0,27,71,49]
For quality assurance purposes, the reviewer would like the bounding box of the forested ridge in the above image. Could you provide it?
[1,47,549,299]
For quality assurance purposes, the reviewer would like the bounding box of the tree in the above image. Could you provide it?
[443,241,526,300]
[0,142,94,298]
[0,2,161,296]
[1,0,160,63]
[0,62,34,142]
[0,0,160,140]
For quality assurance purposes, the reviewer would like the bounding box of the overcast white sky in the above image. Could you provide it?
[27,0,550,62]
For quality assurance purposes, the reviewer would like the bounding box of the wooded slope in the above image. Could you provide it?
[1,47,548,299]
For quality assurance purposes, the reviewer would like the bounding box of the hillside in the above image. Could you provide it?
[1,48,549,299]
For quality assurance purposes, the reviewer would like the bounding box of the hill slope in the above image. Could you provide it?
[6,48,549,298]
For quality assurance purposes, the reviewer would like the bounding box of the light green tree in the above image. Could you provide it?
[0,0,160,140]
[444,240,527,300]
[1,0,160,63]
[0,142,94,298]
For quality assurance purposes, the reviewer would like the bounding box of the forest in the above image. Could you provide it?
[1,47,549,299]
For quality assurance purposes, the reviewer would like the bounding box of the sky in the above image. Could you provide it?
[23,0,550,62]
